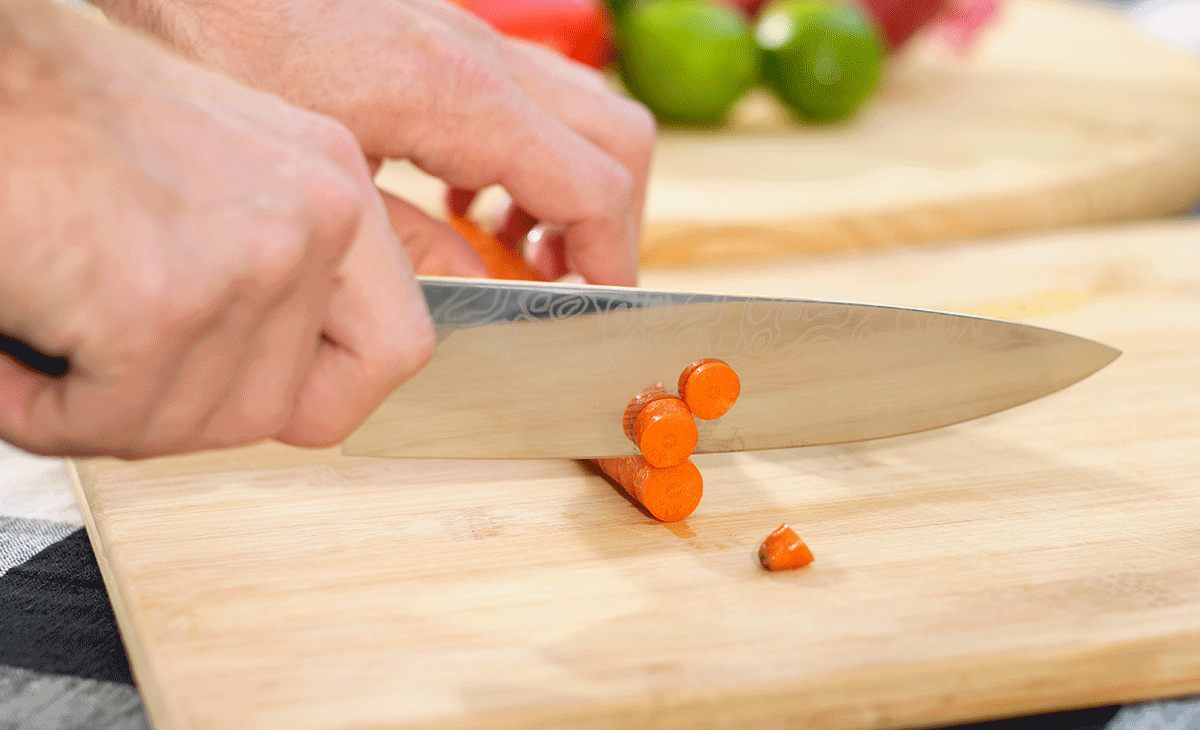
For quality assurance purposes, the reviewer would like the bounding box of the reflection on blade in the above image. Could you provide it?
[341,278,1120,459]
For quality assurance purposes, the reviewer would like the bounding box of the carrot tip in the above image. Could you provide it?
[757,523,814,571]
[448,215,542,281]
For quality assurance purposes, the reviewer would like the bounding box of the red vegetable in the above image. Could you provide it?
[459,0,612,68]
[856,0,949,52]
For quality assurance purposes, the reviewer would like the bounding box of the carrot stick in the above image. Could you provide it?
[448,215,542,281]
[678,358,741,420]
[592,457,704,522]
[757,524,814,571]
[622,385,698,468]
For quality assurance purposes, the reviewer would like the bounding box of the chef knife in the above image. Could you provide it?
[341,277,1119,459]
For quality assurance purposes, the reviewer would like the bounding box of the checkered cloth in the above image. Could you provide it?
[1,441,1196,730]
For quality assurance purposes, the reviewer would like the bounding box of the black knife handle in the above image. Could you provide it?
[0,333,70,377]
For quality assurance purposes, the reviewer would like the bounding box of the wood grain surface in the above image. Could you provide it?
[71,220,1200,730]
[376,0,1200,266]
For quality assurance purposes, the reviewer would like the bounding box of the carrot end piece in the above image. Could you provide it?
[757,524,814,571]
[678,359,741,420]
[448,215,542,281]
[593,457,703,522]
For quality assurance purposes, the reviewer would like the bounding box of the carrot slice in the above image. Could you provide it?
[448,215,542,281]
[622,385,672,441]
[593,457,704,522]
[757,524,814,571]
[621,386,698,468]
[678,358,741,420]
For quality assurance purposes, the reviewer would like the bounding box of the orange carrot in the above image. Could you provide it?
[757,524,814,571]
[622,385,698,468]
[592,457,704,522]
[678,358,741,420]
[622,385,672,440]
[448,215,542,281]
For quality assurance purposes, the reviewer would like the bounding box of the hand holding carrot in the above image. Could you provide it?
[94,0,656,285]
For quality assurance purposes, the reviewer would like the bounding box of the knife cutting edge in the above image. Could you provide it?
[341,277,1120,459]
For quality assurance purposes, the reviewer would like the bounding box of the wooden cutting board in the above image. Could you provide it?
[376,0,1200,266]
[71,220,1200,730]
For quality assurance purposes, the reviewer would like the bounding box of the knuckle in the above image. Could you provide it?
[241,221,311,300]
[370,317,436,395]
[617,99,658,159]
[146,275,221,336]
[596,97,657,175]
[421,32,510,113]
[311,115,369,174]
[447,56,508,107]
[305,168,364,264]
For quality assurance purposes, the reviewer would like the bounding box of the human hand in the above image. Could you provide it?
[96,0,656,285]
[0,0,433,458]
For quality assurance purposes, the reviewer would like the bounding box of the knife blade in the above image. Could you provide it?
[340,277,1119,459]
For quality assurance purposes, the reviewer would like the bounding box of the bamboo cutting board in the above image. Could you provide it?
[71,220,1200,730]
[377,0,1200,265]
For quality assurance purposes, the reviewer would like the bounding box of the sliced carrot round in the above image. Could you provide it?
[632,396,698,468]
[594,457,703,522]
[678,358,741,420]
[623,385,672,442]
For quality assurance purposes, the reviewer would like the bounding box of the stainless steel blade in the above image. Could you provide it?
[341,278,1120,459]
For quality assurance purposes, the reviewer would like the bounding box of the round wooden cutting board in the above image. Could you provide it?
[376,0,1200,266]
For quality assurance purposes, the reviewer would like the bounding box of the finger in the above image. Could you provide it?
[133,163,361,455]
[0,363,157,458]
[197,278,324,450]
[382,190,490,278]
[503,39,656,239]
[278,199,435,448]
[123,294,265,456]
[496,205,538,251]
[0,333,191,458]
[417,94,638,286]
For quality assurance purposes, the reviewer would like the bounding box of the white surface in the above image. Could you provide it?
[1131,0,1200,53]
[0,443,83,525]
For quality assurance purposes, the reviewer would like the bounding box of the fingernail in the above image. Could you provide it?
[556,272,587,285]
